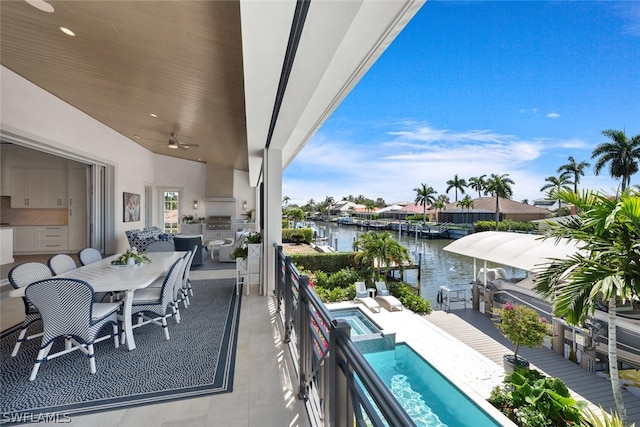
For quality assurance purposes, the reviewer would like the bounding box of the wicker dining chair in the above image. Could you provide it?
[8,262,53,357]
[125,257,184,343]
[47,253,77,275]
[25,278,121,381]
[145,240,175,252]
[78,247,102,266]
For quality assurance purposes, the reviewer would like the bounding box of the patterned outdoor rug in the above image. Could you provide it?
[0,279,241,424]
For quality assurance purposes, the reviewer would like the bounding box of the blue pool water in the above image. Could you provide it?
[364,343,501,427]
[331,308,382,337]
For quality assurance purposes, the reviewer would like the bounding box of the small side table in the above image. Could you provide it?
[367,288,377,298]
[206,240,224,260]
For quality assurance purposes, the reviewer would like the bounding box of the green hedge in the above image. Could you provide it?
[282,228,314,243]
[291,252,355,273]
[474,220,538,233]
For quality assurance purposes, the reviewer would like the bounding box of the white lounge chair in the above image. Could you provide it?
[374,281,403,311]
[354,281,380,313]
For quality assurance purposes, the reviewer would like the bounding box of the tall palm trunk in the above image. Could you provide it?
[495,195,499,231]
[608,297,627,425]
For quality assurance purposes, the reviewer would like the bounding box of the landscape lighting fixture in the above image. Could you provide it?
[193,200,199,210]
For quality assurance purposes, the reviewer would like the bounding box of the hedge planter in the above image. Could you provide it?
[503,354,530,373]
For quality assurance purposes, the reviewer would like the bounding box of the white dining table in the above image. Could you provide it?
[9,251,185,351]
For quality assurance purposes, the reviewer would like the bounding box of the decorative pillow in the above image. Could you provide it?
[158,233,169,241]
[356,290,368,299]
[136,230,155,239]
[378,289,390,297]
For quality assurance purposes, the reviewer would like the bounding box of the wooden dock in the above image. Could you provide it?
[425,308,640,424]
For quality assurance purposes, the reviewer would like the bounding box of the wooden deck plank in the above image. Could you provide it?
[425,309,640,424]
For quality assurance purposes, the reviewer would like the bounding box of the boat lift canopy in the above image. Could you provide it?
[443,231,582,272]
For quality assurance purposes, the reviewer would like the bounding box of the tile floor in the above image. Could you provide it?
[1,266,310,427]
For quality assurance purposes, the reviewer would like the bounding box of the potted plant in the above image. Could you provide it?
[493,302,551,372]
[231,231,262,260]
[111,247,151,266]
[242,209,255,223]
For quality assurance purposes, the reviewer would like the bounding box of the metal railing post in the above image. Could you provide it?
[274,244,283,312]
[284,255,294,343]
[329,319,352,427]
[298,275,310,400]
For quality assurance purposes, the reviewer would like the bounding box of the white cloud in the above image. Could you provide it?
[519,108,539,114]
[283,122,622,207]
[546,113,561,119]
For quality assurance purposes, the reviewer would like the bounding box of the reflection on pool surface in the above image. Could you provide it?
[331,308,382,337]
[364,343,501,427]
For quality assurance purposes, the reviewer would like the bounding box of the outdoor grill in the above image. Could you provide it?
[207,215,231,231]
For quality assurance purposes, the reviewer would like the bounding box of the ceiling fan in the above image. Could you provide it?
[166,132,199,150]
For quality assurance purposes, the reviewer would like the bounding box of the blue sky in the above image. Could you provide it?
[283,1,640,206]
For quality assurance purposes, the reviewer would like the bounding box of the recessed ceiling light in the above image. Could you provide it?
[133,135,140,139]
[25,0,54,13]
[150,113,157,118]
[198,159,202,161]
[60,27,75,36]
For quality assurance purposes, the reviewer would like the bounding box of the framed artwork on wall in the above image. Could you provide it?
[123,192,141,222]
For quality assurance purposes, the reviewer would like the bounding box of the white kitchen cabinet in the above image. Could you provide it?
[37,226,68,252]
[44,169,68,208]
[13,227,37,252]
[10,168,68,208]
[14,226,68,254]
[180,223,206,236]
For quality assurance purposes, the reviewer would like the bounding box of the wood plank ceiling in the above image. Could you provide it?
[0,0,249,170]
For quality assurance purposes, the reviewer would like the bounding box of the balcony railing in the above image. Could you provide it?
[274,245,415,427]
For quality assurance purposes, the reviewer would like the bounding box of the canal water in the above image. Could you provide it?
[312,221,523,310]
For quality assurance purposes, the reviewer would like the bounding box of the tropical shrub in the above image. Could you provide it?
[291,252,355,273]
[475,220,537,233]
[282,227,314,243]
[386,281,431,314]
[314,285,356,302]
[580,406,632,427]
[488,368,586,426]
[312,267,361,290]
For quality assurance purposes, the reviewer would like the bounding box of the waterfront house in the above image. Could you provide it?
[1,1,426,424]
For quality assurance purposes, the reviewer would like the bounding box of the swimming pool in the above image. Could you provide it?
[331,308,382,337]
[364,343,501,427]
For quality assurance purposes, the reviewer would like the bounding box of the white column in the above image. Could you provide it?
[262,148,282,296]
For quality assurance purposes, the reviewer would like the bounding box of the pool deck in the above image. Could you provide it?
[328,301,640,425]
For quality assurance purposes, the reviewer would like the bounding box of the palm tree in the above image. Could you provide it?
[468,175,487,198]
[591,129,640,192]
[540,173,573,216]
[445,174,467,202]
[413,183,437,224]
[534,190,640,426]
[432,199,446,223]
[364,200,376,218]
[282,195,291,210]
[354,231,411,282]
[557,155,591,193]
[485,173,515,231]
[457,195,474,226]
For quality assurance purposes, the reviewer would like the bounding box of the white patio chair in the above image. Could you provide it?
[78,247,102,266]
[47,253,77,275]
[25,278,121,381]
[125,257,184,342]
[354,281,380,313]
[374,281,403,311]
[8,262,53,357]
